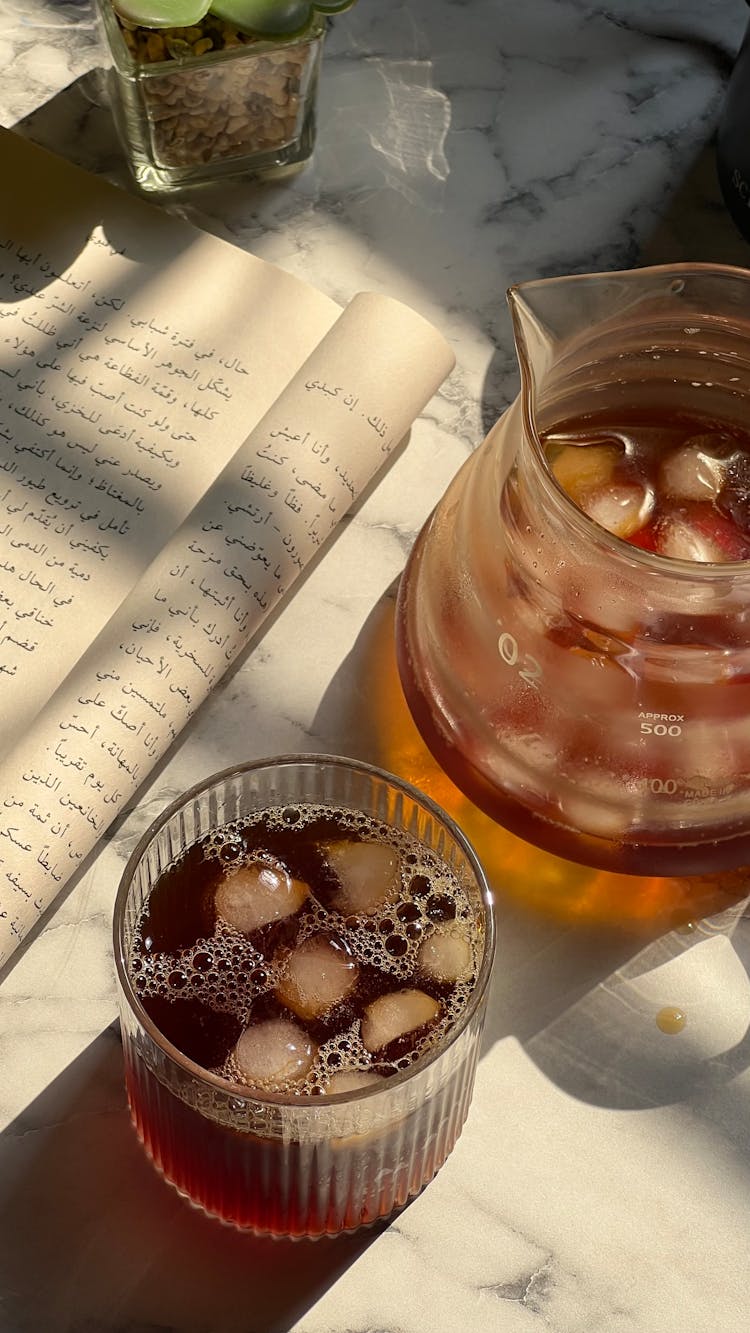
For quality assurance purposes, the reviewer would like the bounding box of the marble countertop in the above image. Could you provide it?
[2,1,750,1330]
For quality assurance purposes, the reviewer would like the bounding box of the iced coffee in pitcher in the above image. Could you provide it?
[396,265,750,878]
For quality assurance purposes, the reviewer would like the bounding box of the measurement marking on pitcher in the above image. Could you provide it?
[638,710,683,737]
[649,777,678,795]
[496,628,543,690]
[645,775,736,799]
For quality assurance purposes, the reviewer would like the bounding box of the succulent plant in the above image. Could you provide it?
[112,0,356,38]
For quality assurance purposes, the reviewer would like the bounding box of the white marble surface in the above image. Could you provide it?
[3,1,750,1330]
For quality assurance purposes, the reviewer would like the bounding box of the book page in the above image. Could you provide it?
[0,128,339,755]
[0,292,455,967]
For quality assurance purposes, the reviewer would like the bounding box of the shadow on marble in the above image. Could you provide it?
[0,1023,384,1333]
[476,136,750,444]
[640,141,750,268]
[525,918,750,1131]
[10,73,129,188]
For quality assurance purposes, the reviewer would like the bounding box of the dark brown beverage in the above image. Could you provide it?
[133,805,480,1087]
[118,780,491,1237]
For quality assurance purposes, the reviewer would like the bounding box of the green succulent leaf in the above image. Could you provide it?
[113,0,211,27]
[209,0,313,36]
[112,0,356,35]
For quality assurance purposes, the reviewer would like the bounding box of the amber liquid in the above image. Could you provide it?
[543,406,750,556]
[367,595,748,932]
[395,398,750,883]
[124,1053,435,1238]
[397,588,750,878]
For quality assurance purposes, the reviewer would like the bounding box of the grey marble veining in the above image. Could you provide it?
[2,1,750,1330]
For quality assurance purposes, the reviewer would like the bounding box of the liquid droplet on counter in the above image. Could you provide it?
[676,920,698,935]
[656,1005,686,1034]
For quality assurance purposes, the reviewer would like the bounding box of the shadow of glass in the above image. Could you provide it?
[9,72,128,186]
[472,11,748,438]
[640,140,750,268]
[526,917,750,1128]
[0,1024,384,1333]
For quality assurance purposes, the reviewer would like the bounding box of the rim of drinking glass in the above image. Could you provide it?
[113,752,496,1108]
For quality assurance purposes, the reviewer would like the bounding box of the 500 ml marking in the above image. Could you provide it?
[497,628,543,690]
[639,711,683,738]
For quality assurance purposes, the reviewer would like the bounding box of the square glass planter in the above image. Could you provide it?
[96,0,325,193]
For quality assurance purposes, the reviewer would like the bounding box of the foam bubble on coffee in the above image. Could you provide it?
[132,801,482,1097]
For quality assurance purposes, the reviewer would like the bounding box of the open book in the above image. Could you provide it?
[0,128,454,968]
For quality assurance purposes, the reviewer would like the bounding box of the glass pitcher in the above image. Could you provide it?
[396,263,750,878]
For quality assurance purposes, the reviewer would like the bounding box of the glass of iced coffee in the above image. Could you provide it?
[113,754,495,1239]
